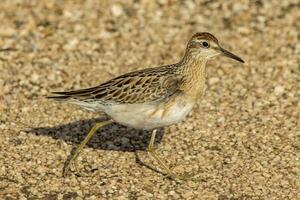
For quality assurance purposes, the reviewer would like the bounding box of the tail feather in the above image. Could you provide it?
[46,91,69,99]
[46,85,103,100]
[46,95,70,100]
[47,91,104,112]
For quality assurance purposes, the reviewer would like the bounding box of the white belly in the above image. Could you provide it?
[103,97,195,130]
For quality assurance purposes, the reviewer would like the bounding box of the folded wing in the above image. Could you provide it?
[48,65,182,104]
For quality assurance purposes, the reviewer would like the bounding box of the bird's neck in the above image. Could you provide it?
[178,54,208,99]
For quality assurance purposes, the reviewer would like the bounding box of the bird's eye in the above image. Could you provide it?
[202,41,209,48]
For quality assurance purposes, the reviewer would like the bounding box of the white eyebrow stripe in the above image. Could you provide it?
[194,39,207,43]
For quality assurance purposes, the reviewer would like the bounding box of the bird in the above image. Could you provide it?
[48,32,244,179]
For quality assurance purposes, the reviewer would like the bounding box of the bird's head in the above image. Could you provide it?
[186,32,244,63]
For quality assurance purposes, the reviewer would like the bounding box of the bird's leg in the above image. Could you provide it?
[147,129,185,180]
[63,119,113,176]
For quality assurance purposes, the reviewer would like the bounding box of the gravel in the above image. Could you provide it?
[0,0,299,199]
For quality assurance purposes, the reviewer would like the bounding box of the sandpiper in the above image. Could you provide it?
[48,32,244,179]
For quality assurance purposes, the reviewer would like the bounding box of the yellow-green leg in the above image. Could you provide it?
[63,120,113,176]
[147,129,187,180]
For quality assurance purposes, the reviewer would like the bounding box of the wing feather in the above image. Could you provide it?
[48,65,182,104]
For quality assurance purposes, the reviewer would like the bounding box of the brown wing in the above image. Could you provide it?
[48,65,182,104]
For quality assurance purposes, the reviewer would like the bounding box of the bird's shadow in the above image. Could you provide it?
[29,117,164,152]
[28,118,165,175]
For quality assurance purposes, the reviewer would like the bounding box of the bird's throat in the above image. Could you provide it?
[180,57,207,99]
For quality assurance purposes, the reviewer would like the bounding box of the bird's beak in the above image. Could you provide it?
[220,47,244,63]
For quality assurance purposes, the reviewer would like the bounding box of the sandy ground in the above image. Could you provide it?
[0,0,299,199]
